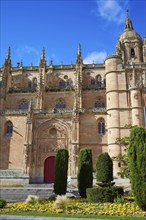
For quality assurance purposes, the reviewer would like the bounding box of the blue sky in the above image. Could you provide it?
[0,0,146,67]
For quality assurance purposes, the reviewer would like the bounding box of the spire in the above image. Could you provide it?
[78,43,81,56]
[6,47,11,60]
[40,47,46,67]
[41,47,45,60]
[76,43,83,64]
[124,9,133,31]
[4,47,11,68]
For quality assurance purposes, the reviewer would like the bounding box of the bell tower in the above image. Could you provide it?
[116,10,143,64]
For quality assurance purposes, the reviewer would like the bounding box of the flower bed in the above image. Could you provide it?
[0,198,146,217]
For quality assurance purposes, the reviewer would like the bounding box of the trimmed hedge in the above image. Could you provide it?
[54,149,69,195]
[96,153,113,183]
[77,148,93,198]
[86,186,124,203]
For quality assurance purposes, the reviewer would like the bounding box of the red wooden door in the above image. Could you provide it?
[44,156,55,183]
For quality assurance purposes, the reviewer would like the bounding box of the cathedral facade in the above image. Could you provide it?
[0,13,146,183]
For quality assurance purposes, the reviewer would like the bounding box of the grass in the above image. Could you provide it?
[1,212,145,220]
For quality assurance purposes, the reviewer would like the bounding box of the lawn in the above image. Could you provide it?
[0,197,146,219]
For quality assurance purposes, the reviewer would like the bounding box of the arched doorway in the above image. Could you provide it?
[44,156,55,183]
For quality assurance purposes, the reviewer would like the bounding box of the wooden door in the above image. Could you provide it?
[44,156,55,183]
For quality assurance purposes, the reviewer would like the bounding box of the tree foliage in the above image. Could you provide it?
[77,148,93,198]
[96,153,113,183]
[128,126,146,211]
[54,149,69,195]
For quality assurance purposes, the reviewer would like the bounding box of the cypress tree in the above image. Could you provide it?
[96,152,113,184]
[77,148,93,198]
[54,148,69,195]
[128,126,146,211]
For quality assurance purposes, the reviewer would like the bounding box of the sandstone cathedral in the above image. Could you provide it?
[0,12,146,183]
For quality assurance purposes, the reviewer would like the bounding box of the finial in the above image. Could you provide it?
[50,58,53,65]
[6,47,11,60]
[124,9,133,30]
[126,9,129,19]
[41,47,45,60]
[40,47,46,67]
[76,43,83,64]
[78,43,81,56]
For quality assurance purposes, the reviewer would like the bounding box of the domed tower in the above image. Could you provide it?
[116,10,143,64]
[105,11,145,177]
[116,10,145,127]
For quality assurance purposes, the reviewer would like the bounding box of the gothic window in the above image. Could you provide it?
[131,48,135,58]
[103,78,106,87]
[67,80,73,86]
[55,99,66,109]
[19,100,29,110]
[95,99,105,108]
[32,77,37,88]
[97,118,105,135]
[91,79,95,85]
[96,74,102,87]
[59,80,66,88]
[5,121,13,137]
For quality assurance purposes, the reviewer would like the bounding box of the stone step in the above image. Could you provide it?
[0,188,53,202]
[0,169,25,177]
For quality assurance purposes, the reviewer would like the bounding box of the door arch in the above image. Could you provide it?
[44,156,55,183]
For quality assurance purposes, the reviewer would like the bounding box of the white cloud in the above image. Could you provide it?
[17,46,40,66]
[96,0,127,24]
[22,46,40,57]
[83,51,107,64]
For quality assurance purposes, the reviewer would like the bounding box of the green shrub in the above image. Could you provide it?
[54,149,69,195]
[0,198,6,208]
[128,126,146,211]
[77,148,93,198]
[86,186,124,203]
[96,152,113,183]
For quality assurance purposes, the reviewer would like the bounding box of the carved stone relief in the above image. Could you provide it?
[34,119,70,168]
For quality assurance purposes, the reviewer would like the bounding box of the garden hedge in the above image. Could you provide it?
[86,186,124,203]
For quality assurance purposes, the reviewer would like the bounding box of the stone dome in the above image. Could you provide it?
[119,29,142,43]
[118,10,142,43]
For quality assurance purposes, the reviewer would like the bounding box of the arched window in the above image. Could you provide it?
[5,121,13,137]
[59,80,66,88]
[95,99,105,108]
[103,78,106,87]
[32,77,37,88]
[97,119,105,135]
[67,80,73,86]
[96,75,102,87]
[55,99,66,109]
[19,100,29,110]
[131,48,135,58]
